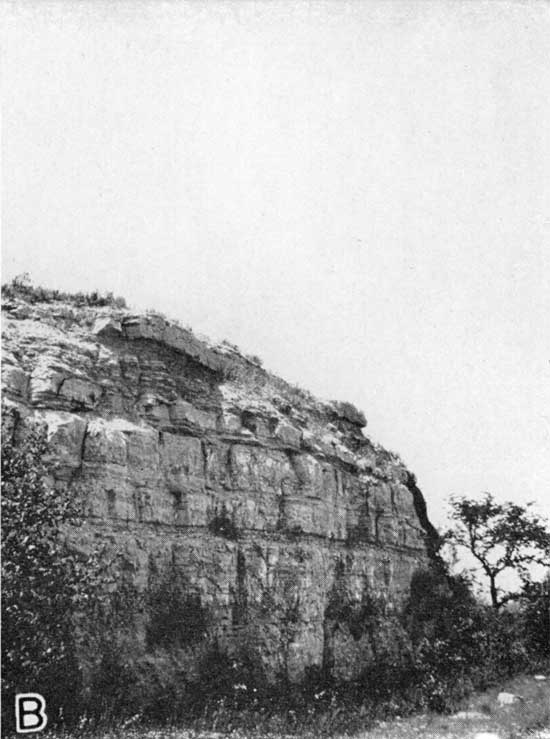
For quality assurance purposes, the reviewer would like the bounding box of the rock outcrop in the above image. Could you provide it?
[1,294,436,683]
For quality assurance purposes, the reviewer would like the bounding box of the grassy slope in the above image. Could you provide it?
[362,673,549,739]
[38,673,549,739]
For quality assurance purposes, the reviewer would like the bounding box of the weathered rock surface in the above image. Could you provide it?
[1,296,436,683]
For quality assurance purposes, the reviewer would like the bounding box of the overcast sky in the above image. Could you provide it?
[2,0,549,530]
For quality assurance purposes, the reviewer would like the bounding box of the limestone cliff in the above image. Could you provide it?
[1,293,436,683]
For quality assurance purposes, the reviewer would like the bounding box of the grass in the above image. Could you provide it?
[30,672,549,739]
[2,275,127,309]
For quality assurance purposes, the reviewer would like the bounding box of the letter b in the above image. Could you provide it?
[15,693,48,733]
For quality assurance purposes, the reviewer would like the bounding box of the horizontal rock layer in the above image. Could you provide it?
[2,297,433,682]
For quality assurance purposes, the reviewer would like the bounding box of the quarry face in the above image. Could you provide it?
[2,297,434,683]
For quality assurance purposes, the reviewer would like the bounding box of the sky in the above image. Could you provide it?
[2,0,549,540]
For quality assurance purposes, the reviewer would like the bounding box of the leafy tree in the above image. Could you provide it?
[447,493,550,609]
[1,414,98,726]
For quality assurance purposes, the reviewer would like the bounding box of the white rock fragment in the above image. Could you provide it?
[497,691,524,705]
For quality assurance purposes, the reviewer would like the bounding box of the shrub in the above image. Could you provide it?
[146,568,209,650]
[83,569,211,721]
[520,576,550,663]
[402,568,492,708]
[246,353,264,367]
[1,413,100,728]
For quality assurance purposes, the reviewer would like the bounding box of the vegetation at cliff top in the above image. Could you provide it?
[1,272,127,309]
